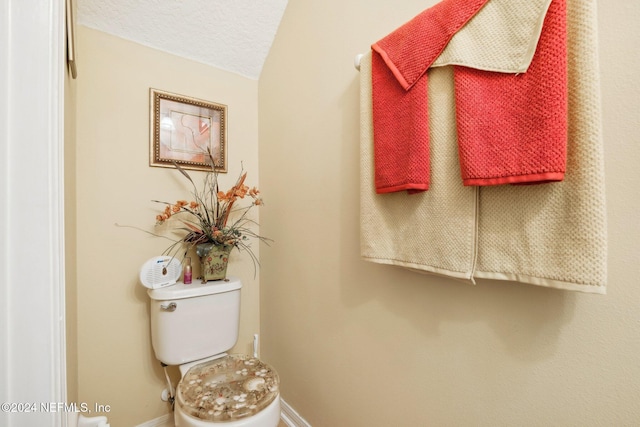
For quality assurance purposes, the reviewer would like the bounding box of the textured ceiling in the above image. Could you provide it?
[76,0,288,80]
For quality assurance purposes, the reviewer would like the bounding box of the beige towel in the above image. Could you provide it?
[432,0,553,73]
[361,59,477,281]
[359,0,606,293]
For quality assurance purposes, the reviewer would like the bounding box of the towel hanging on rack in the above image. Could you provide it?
[371,0,489,194]
[370,0,566,192]
[359,0,607,293]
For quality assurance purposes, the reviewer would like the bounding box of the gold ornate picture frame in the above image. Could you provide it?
[66,0,77,79]
[150,89,227,172]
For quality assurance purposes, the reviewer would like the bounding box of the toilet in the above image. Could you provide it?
[147,276,281,427]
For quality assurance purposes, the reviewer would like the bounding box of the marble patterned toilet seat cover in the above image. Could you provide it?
[177,354,280,422]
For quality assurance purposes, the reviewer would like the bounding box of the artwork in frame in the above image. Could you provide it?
[66,0,77,79]
[150,88,227,172]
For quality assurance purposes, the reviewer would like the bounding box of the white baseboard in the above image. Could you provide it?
[137,399,310,427]
[280,398,312,427]
[136,413,172,427]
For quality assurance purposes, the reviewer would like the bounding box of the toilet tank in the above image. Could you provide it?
[147,276,242,366]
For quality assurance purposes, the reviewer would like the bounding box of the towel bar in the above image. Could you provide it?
[354,53,363,71]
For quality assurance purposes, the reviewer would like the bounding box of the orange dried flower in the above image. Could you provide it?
[234,185,249,198]
[149,160,269,274]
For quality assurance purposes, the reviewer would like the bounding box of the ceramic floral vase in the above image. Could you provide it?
[196,243,233,282]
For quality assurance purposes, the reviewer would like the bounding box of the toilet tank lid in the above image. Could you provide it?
[147,276,241,301]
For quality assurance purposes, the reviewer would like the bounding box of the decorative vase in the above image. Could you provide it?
[196,243,233,282]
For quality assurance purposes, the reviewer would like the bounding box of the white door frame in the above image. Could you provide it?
[1,0,67,426]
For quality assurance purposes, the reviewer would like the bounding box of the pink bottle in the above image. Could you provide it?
[183,257,192,284]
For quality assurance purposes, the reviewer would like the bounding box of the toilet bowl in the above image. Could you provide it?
[176,396,280,427]
[174,354,280,427]
[146,277,281,427]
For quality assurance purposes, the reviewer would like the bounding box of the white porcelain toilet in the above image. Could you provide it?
[147,276,280,427]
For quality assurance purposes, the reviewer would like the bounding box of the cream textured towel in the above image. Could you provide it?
[362,59,477,280]
[432,0,553,73]
[359,0,606,293]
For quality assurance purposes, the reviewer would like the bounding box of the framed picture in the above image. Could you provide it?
[66,0,77,79]
[149,89,227,172]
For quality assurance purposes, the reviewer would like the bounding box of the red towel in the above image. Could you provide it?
[371,0,489,194]
[372,0,568,192]
[454,0,568,186]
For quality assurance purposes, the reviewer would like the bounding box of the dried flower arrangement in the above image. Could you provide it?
[151,153,269,274]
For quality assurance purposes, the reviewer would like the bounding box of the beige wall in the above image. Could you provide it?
[70,1,640,425]
[259,0,640,426]
[74,26,261,426]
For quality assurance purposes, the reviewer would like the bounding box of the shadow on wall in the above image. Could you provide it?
[344,260,574,362]
[337,74,574,365]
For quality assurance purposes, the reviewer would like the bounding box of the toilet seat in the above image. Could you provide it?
[177,354,279,423]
